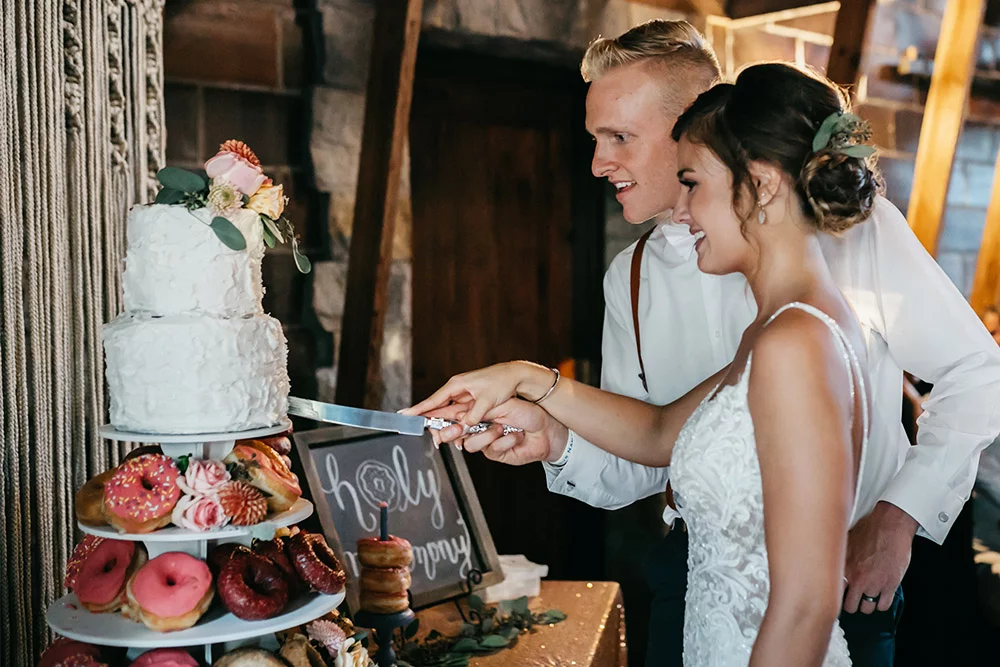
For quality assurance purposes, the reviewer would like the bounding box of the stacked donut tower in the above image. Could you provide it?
[43,143,361,666]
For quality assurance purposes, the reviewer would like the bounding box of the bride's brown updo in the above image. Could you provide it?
[671,63,882,234]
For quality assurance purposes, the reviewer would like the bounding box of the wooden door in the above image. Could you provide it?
[410,47,604,579]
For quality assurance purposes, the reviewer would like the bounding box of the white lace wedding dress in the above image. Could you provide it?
[670,302,868,667]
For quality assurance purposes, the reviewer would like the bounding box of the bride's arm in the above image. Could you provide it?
[406,361,726,467]
[747,313,856,667]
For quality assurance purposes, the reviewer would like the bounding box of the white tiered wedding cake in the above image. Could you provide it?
[103,141,309,435]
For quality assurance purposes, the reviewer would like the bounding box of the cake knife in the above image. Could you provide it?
[288,396,523,437]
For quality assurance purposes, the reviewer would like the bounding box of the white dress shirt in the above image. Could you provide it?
[544,196,1000,544]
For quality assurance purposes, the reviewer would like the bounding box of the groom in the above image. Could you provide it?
[435,19,1000,667]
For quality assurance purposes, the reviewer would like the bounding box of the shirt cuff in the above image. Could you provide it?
[879,464,967,545]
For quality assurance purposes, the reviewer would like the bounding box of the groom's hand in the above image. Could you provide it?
[843,501,917,614]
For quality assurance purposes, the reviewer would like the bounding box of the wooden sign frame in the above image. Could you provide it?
[293,425,504,613]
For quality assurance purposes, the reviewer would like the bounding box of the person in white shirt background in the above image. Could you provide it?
[406,20,1000,667]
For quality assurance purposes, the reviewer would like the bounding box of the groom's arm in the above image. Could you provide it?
[542,245,670,509]
[871,198,1000,543]
[843,197,1000,614]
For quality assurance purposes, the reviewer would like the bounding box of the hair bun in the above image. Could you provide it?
[799,151,881,234]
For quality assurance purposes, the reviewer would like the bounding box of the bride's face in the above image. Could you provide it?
[673,138,753,275]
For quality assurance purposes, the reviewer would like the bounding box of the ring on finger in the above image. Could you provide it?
[860,593,879,604]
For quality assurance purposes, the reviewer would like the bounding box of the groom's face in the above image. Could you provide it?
[586,63,683,224]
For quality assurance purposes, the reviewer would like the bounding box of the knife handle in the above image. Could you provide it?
[425,417,523,436]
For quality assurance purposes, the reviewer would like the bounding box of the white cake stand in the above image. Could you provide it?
[99,419,292,460]
[48,422,343,663]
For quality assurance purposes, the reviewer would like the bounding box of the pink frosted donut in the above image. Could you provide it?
[37,638,102,667]
[102,454,180,533]
[64,535,105,591]
[129,649,199,667]
[74,539,137,613]
[127,552,214,632]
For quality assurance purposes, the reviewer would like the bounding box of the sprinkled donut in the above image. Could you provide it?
[102,454,181,533]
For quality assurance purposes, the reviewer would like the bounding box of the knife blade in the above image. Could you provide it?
[288,396,522,437]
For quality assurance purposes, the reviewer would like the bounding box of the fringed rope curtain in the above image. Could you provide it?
[0,1,164,664]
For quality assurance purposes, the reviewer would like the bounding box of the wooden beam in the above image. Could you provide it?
[906,0,985,254]
[635,0,727,15]
[969,149,1000,314]
[335,0,422,408]
[826,0,876,88]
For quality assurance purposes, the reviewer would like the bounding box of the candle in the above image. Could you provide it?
[379,501,388,541]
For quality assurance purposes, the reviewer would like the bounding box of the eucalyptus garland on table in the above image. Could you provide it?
[394,595,567,667]
[153,139,311,273]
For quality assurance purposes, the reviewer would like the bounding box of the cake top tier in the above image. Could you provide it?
[125,140,311,317]
[124,205,266,316]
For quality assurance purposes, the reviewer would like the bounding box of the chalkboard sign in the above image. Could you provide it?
[294,425,504,611]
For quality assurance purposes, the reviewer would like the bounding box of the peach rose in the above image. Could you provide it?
[247,183,285,219]
[204,150,266,196]
[176,459,230,497]
[172,494,229,531]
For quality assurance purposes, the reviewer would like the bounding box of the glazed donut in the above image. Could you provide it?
[129,648,199,667]
[254,536,303,596]
[224,440,301,513]
[356,535,413,569]
[253,432,292,456]
[72,539,146,613]
[102,454,181,533]
[217,551,289,620]
[37,638,102,667]
[208,542,252,577]
[75,470,114,527]
[360,566,411,594]
[287,532,346,595]
[359,589,410,614]
[126,552,214,632]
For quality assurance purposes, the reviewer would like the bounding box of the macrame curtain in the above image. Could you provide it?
[0,1,165,664]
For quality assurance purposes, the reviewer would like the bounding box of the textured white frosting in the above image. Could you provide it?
[103,313,290,434]
[122,204,265,317]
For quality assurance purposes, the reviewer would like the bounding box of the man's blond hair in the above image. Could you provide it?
[581,19,722,92]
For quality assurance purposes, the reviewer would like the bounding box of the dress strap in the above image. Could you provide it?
[764,302,869,523]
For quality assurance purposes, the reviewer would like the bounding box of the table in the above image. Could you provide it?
[414,581,627,667]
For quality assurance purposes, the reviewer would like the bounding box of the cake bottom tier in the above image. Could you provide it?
[104,313,290,434]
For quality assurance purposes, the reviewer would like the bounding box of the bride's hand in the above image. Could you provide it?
[402,361,557,428]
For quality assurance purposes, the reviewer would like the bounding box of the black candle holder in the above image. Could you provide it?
[354,608,416,667]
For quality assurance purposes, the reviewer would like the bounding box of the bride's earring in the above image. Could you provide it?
[757,200,766,225]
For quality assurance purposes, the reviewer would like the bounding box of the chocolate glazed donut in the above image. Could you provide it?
[254,536,303,597]
[217,551,289,620]
[287,532,346,595]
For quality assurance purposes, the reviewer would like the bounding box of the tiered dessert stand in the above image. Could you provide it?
[45,420,346,664]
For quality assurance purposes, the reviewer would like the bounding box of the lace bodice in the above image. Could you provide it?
[669,303,866,667]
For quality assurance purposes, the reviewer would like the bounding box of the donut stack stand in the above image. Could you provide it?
[44,421,346,664]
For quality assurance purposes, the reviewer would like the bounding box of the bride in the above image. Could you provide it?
[406,63,880,667]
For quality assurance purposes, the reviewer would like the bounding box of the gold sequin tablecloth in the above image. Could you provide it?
[415,581,627,667]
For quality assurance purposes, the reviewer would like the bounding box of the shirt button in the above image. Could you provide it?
[566,481,575,490]
[714,331,721,339]
[938,511,949,522]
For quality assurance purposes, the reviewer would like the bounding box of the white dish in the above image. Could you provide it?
[79,499,313,543]
[99,420,292,444]
[46,590,345,648]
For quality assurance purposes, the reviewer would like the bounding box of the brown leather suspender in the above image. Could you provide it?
[630,226,678,512]
[630,227,657,394]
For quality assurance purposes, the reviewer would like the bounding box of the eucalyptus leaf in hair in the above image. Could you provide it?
[812,112,843,152]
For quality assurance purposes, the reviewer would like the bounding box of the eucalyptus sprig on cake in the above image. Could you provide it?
[154,140,311,273]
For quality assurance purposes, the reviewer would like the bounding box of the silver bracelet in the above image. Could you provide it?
[532,367,560,404]
[550,430,574,467]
